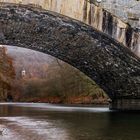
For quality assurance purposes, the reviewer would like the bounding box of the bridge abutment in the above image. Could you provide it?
[110,99,140,111]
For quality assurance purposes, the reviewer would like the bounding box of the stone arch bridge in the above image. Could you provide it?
[0,1,140,110]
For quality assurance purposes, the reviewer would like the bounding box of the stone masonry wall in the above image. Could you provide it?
[0,0,139,57]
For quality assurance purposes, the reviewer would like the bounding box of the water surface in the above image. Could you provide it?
[0,103,140,140]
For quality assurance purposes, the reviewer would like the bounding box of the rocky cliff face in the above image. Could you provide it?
[101,0,140,29]
[0,0,139,57]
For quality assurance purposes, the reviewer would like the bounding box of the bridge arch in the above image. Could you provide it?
[0,0,139,58]
[0,3,140,101]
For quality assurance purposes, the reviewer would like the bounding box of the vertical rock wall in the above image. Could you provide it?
[0,0,139,57]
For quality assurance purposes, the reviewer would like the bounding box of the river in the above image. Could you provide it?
[0,103,140,140]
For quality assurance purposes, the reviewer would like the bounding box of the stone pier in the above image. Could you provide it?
[110,99,140,111]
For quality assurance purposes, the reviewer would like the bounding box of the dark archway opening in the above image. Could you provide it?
[0,45,109,104]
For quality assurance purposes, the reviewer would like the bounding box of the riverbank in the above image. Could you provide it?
[20,96,109,105]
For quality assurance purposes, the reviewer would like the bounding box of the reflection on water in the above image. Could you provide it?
[0,103,140,140]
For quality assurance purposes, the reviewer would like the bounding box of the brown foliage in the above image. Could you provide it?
[0,46,15,101]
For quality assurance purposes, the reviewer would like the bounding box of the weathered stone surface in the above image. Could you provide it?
[0,0,139,57]
[0,3,139,101]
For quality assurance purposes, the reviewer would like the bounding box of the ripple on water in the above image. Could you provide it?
[0,103,110,113]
